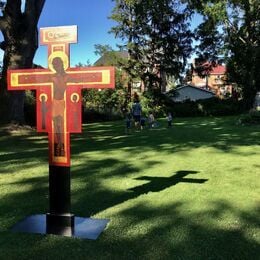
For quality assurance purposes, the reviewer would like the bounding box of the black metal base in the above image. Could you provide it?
[11,214,109,240]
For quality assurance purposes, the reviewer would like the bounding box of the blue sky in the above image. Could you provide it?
[34,0,120,67]
[0,1,202,68]
[34,1,202,68]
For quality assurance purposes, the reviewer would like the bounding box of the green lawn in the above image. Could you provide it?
[0,116,259,259]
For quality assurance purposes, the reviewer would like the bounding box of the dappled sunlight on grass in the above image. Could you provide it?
[0,116,259,258]
[98,199,259,259]
[71,116,260,157]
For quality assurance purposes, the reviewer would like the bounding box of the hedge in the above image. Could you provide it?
[164,97,246,117]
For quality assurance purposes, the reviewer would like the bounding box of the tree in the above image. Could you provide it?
[192,57,218,89]
[110,0,193,93]
[0,0,45,124]
[82,44,129,117]
[189,0,260,108]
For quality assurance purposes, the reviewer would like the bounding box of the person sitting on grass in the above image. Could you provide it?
[148,112,160,128]
[148,112,155,128]
[140,116,146,130]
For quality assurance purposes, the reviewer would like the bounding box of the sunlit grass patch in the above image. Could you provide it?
[0,116,259,259]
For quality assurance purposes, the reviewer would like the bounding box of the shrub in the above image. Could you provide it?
[164,97,245,117]
[82,108,122,123]
[238,110,260,125]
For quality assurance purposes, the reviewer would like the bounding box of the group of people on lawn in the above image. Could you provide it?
[125,93,173,134]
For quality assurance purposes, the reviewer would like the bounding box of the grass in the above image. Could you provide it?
[0,116,259,259]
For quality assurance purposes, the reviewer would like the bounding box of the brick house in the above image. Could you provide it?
[94,51,169,95]
[190,63,232,98]
[94,50,146,94]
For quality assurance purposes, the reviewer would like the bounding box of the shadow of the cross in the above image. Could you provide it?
[70,170,208,216]
[128,170,208,195]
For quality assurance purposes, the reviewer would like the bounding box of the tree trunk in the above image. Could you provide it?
[2,38,38,124]
[0,0,45,125]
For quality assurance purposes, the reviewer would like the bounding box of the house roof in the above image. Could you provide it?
[176,84,215,94]
[192,61,226,75]
[211,65,226,74]
[94,51,128,66]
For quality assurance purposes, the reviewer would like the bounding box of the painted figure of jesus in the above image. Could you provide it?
[50,55,88,157]
[51,57,68,156]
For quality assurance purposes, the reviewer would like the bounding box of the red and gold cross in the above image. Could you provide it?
[8,25,115,167]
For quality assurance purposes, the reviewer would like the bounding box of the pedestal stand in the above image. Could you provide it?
[11,166,109,240]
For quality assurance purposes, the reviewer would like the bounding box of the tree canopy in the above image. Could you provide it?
[190,0,260,107]
[110,0,193,92]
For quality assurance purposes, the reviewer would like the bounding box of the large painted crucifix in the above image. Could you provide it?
[8,25,115,239]
[8,25,115,167]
